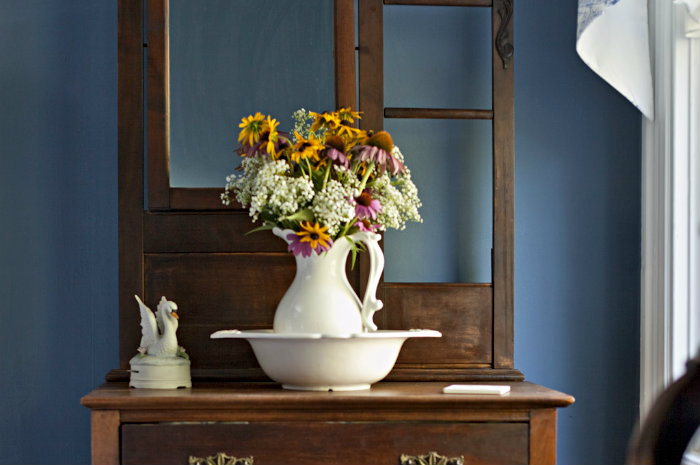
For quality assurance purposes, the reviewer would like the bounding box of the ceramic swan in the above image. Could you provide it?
[135,295,180,357]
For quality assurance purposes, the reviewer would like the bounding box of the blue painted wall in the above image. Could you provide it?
[0,1,640,464]
[514,2,641,465]
[0,2,118,464]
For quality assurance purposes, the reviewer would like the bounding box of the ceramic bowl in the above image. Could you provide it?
[211,329,441,391]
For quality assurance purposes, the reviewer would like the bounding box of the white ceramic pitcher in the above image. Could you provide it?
[272,227,384,335]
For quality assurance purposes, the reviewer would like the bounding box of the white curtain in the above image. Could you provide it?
[576,0,654,119]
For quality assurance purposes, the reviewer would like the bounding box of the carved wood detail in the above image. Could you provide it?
[495,0,514,69]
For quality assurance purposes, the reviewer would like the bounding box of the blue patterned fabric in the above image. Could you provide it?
[577,0,621,39]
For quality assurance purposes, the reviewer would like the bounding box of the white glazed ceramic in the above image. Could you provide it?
[129,354,191,389]
[211,329,442,391]
[131,295,191,389]
[272,227,384,335]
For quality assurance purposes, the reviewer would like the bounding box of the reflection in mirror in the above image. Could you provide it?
[384,5,492,109]
[383,119,493,283]
[169,0,335,187]
[382,5,493,283]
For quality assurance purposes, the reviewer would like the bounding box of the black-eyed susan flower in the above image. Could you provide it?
[290,132,324,164]
[309,111,341,133]
[238,112,266,147]
[336,107,361,124]
[237,115,290,159]
[287,221,334,256]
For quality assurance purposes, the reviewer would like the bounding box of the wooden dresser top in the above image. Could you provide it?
[82,381,574,423]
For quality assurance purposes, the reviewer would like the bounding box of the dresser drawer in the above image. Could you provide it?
[121,421,528,465]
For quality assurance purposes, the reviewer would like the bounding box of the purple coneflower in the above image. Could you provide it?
[323,135,349,168]
[355,218,379,232]
[355,190,381,220]
[350,131,406,175]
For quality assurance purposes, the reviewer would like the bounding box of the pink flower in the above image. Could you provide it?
[324,146,350,168]
[356,218,379,232]
[350,145,406,175]
[355,190,381,220]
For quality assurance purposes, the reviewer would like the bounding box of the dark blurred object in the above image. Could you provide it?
[628,353,700,465]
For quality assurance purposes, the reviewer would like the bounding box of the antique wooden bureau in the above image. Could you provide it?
[82,381,573,465]
[82,0,574,463]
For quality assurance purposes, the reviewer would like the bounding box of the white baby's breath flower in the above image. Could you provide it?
[311,179,356,236]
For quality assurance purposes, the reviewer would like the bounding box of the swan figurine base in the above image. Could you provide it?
[211,329,441,391]
[129,354,192,389]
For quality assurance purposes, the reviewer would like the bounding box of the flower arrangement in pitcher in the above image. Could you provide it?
[222,108,422,257]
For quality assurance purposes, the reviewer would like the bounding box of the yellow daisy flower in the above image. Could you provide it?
[335,107,361,124]
[310,111,341,133]
[238,112,266,147]
[265,116,280,158]
[290,131,324,163]
[296,221,333,251]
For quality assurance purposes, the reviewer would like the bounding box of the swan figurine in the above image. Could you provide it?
[135,295,181,358]
[130,295,191,389]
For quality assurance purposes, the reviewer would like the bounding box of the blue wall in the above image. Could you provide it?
[514,2,641,464]
[0,1,640,464]
[0,2,118,464]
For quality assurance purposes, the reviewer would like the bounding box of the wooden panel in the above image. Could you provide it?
[335,0,357,109]
[382,283,493,365]
[144,253,295,373]
[385,107,494,119]
[146,0,170,209]
[384,0,492,6]
[90,410,120,465]
[122,422,528,465]
[358,0,384,131]
[118,0,145,370]
[530,409,557,465]
[170,188,237,211]
[143,212,286,253]
[491,0,515,369]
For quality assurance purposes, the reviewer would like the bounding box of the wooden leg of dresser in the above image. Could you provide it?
[530,408,557,465]
[91,410,120,465]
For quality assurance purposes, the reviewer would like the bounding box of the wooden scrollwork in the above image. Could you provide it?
[495,0,514,69]
[188,452,254,465]
[400,451,464,465]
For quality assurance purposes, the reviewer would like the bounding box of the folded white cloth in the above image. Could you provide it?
[577,0,654,119]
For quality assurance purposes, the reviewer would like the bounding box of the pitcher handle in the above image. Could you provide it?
[349,231,384,332]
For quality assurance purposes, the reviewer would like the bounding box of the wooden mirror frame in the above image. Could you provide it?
[116,0,519,381]
[145,0,356,211]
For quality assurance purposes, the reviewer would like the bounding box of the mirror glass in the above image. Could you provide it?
[169,0,335,188]
[382,5,493,283]
[383,119,493,283]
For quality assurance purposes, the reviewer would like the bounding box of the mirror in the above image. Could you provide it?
[382,5,493,283]
[168,0,335,188]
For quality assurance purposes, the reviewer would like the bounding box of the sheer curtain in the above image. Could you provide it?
[641,0,700,422]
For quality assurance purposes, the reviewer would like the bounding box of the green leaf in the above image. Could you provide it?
[344,236,366,269]
[282,208,314,222]
[245,222,276,235]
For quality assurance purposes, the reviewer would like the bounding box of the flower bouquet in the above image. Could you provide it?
[213,109,440,391]
[222,108,422,258]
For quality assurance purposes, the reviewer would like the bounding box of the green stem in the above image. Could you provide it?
[322,161,332,190]
[358,162,375,193]
[305,158,313,182]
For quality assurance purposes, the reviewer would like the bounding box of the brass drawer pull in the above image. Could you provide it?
[400,451,464,465]
[188,452,253,465]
